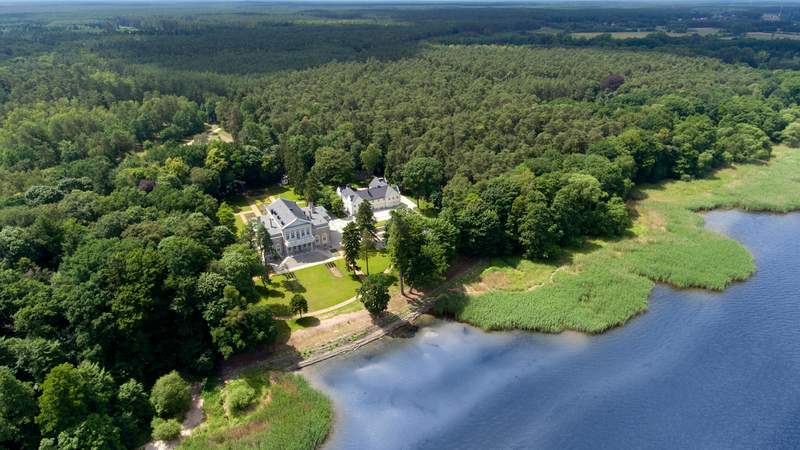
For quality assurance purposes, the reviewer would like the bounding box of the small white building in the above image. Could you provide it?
[337,177,402,217]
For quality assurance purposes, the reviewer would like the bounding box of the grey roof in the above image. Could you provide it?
[341,177,398,202]
[261,198,330,233]
[267,198,307,227]
[306,205,331,227]
[369,177,388,189]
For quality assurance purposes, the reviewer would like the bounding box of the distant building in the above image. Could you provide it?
[337,177,402,216]
[259,198,331,258]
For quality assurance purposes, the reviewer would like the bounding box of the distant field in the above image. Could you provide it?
[571,27,720,40]
[747,32,800,41]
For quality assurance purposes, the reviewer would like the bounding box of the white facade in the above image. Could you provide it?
[259,198,331,258]
[337,177,402,217]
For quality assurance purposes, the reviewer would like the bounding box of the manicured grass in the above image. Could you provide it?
[260,251,390,316]
[179,371,332,450]
[262,185,305,205]
[435,146,800,334]
[357,250,391,275]
[234,214,248,236]
[258,260,362,315]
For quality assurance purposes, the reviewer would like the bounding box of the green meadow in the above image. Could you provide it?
[179,371,331,450]
[435,146,800,334]
[259,251,392,316]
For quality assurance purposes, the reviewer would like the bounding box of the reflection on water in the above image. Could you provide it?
[305,211,800,450]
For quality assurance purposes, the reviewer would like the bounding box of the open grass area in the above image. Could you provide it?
[179,371,331,450]
[258,259,362,315]
[357,250,391,275]
[571,28,720,40]
[746,32,800,41]
[261,185,305,205]
[259,251,390,316]
[435,146,800,334]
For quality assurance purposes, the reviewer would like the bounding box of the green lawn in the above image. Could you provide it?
[179,371,331,450]
[233,214,247,236]
[259,259,362,316]
[223,184,306,215]
[435,146,800,334]
[357,250,391,275]
[222,194,250,213]
[262,185,305,205]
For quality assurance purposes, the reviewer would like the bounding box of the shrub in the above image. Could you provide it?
[223,379,257,416]
[150,371,192,419]
[23,185,63,205]
[151,417,182,441]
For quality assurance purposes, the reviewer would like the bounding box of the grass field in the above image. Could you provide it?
[435,146,800,334]
[746,32,800,41]
[262,185,305,205]
[259,251,391,316]
[179,371,331,450]
[571,27,720,40]
[259,260,361,315]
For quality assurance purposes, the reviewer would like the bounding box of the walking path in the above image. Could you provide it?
[276,265,390,320]
[143,383,205,450]
[222,258,482,378]
[275,253,341,273]
[279,294,360,320]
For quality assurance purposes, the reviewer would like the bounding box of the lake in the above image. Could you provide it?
[304,211,800,449]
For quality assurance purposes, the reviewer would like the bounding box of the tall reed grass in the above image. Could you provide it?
[435,146,799,333]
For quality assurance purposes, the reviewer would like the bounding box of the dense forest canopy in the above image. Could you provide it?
[2,2,800,449]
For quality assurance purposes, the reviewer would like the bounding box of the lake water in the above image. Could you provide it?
[305,211,800,450]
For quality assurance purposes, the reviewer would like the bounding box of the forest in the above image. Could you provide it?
[2,2,800,449]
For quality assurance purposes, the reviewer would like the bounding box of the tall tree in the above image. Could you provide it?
[0,367,37,450]
[360,144,382,176]
[310,147,355,186]
[290,294,309,318]
[386,208,416,295]
[341,222,361,273]
[355,201,377,275]
[216,202,237,233]
[358,274,392,316]
[400,157,444,206]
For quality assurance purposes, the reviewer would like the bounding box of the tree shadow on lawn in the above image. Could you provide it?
[294,316,321,328]
[257,279,307,298]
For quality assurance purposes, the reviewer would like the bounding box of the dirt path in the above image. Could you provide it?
[221,257,484,378]
[276,295,359,321]
[143,383,205,450]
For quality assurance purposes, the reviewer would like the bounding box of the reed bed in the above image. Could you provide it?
[180,372,332,450]
[436,146,799,333]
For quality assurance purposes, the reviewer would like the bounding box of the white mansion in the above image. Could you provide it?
[258,198,332,258]
[337,177,402,217]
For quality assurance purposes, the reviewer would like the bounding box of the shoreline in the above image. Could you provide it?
[210,146,800,450]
